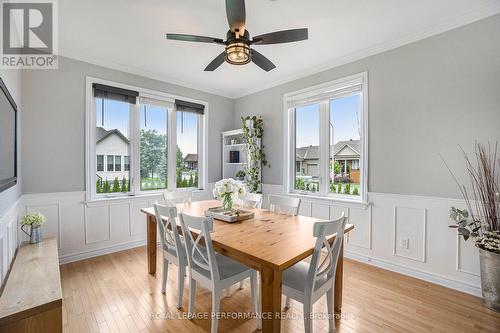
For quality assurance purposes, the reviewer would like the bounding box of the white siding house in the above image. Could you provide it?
[95,127,129,183]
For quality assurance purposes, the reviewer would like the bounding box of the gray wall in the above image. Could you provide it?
[21,56,235,193]
[0,68,22,215]
[234,14,500,198]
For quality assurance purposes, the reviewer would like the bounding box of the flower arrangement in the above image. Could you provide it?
[21,212,46,227]
[213,178,246,211]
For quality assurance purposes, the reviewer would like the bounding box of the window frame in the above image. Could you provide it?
[85,77,208,202]
[283,72,368,204]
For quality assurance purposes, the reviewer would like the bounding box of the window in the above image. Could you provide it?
[176,110,200,188]
[285,72,368,203]
[96,155,104,171]
[124,156,130,171]
[107,155,114,171]
[115,155,122,171]
[86,78,207,200]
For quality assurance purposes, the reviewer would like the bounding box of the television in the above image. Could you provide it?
[0,77,17,192]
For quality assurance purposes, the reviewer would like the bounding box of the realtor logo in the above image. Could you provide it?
[1,0,58,68]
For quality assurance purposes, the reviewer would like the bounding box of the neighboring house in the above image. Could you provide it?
[184,154,198,170]
[95,127,130,183]
[296,139,360,177]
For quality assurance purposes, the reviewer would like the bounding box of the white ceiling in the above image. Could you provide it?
[59,0,500,98]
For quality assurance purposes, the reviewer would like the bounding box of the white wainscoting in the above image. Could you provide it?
[261,184,481,297]
[21,186,215,264]
[0,199,21,287]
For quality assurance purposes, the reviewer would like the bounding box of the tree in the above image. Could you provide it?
[103,179,111,193]
[96,179,102,193]
[181,178,188,188]
[140,129,166,179]
[331,161,342,175]
[188,174,194,187]
[194,173,199,188]
[121,176,128,192]
[112,177,120,192]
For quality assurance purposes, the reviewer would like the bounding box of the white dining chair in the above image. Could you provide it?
[268,194,301,215]
[237,192,263,209]
[153,202,187,309]
[164,190,192,206]
[282,214,347,333]
[179,212,260,333]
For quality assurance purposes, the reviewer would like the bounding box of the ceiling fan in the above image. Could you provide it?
[166,0,308,72]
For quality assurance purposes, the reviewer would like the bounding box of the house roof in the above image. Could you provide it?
[184,154,198,162]
[296,139,360,161]
[96,127,129,144]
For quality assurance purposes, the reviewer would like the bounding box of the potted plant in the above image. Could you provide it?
[445,143,500,311]
[235,170,246,181]
[20,212,46,244]
[241,115,269,193]
[213,178,246,211]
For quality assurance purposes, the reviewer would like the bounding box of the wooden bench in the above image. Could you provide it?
[0,238,62,333]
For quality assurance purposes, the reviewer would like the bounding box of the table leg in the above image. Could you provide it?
[334,241,344,314]
[261,266,282,333]
[147,214,157,274]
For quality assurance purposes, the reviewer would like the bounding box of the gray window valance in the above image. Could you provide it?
[175,99,205,115]
[93,83,139,104]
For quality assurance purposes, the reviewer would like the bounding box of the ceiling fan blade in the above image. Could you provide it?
[166,33,224,44]
[225,0,246,34]
[251,49,276,72]
[252,28,308,45]
[204,52,226,71]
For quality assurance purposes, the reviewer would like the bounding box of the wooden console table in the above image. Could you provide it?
[0,238,62,333]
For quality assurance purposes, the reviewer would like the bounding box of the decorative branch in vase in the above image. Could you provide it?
[241,116,269,193]
[444,142,500,311]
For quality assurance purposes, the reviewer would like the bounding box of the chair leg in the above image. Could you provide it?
[285,296,291,309]
[303,302,312,333]
[327,289,335,332]
[188,278,196,317]
[161,259,168,294]
[211,290,221,333]
[250,271,261,330]
[177,265,185,309]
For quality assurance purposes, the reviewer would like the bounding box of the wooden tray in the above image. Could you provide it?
[205,207,254,223]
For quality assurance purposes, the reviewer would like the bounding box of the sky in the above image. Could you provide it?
[295,93,361,148]
[96,99,198,157]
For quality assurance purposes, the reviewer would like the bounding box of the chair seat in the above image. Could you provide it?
[162,236,186,259]
[193,253,250,281]
[283,261,328,293]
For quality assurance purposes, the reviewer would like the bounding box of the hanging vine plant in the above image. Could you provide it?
[241,116,269,193]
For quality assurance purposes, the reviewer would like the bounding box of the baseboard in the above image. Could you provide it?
[344,250,482,297]
[59,239,149,264]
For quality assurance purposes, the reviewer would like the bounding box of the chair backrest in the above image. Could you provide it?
[153,202,183,254]
[164,190,192,206]
[268,195,301,215]
[178,212,220,282]
[238,192,263,209]
[306,213,347,295]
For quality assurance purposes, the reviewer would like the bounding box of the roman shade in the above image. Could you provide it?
[139,96,175,109]
[175,99,205,115]
[93,83,139,104]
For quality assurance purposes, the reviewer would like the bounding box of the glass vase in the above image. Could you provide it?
[222,194,233,211]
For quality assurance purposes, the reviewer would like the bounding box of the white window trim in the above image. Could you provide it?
[283,72,369,204]
[85,76,208,202]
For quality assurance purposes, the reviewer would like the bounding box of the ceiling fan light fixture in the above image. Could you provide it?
[225,42,251,65]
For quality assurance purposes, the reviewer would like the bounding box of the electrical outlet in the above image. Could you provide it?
[400,238,410,249]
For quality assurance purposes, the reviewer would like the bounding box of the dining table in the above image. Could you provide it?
[141,199,354,333]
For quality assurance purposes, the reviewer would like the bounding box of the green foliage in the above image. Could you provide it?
[337,183,342,194]
[128,178,131,191]
[305,183,310,191]
[140,129,166,179]
[242,116,268,193]
[182,178,188,187]
[194,173,198,187]
[352,187,359,195]
[330,183,336,192]
[188,174,194,187]
[176,172,183,188]
[121,177,128,192]
[236,170,246,178]
[344,183,351,194]
[295,178,305,190]
[103,179,111,193]
[112,177,120,192]
[96,179,102,194]
[330,161,342,175]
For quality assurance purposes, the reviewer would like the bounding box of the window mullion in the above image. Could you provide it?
[167,109,177,191]
[131,103,140,195]
[319,101,329,196]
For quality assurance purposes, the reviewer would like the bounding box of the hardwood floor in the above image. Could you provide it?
[60,246,500,333]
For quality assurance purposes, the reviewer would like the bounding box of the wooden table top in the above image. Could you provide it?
[141,200,353,271]
[0,237,62,325]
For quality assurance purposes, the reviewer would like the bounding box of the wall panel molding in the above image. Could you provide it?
[393,206,427,263]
